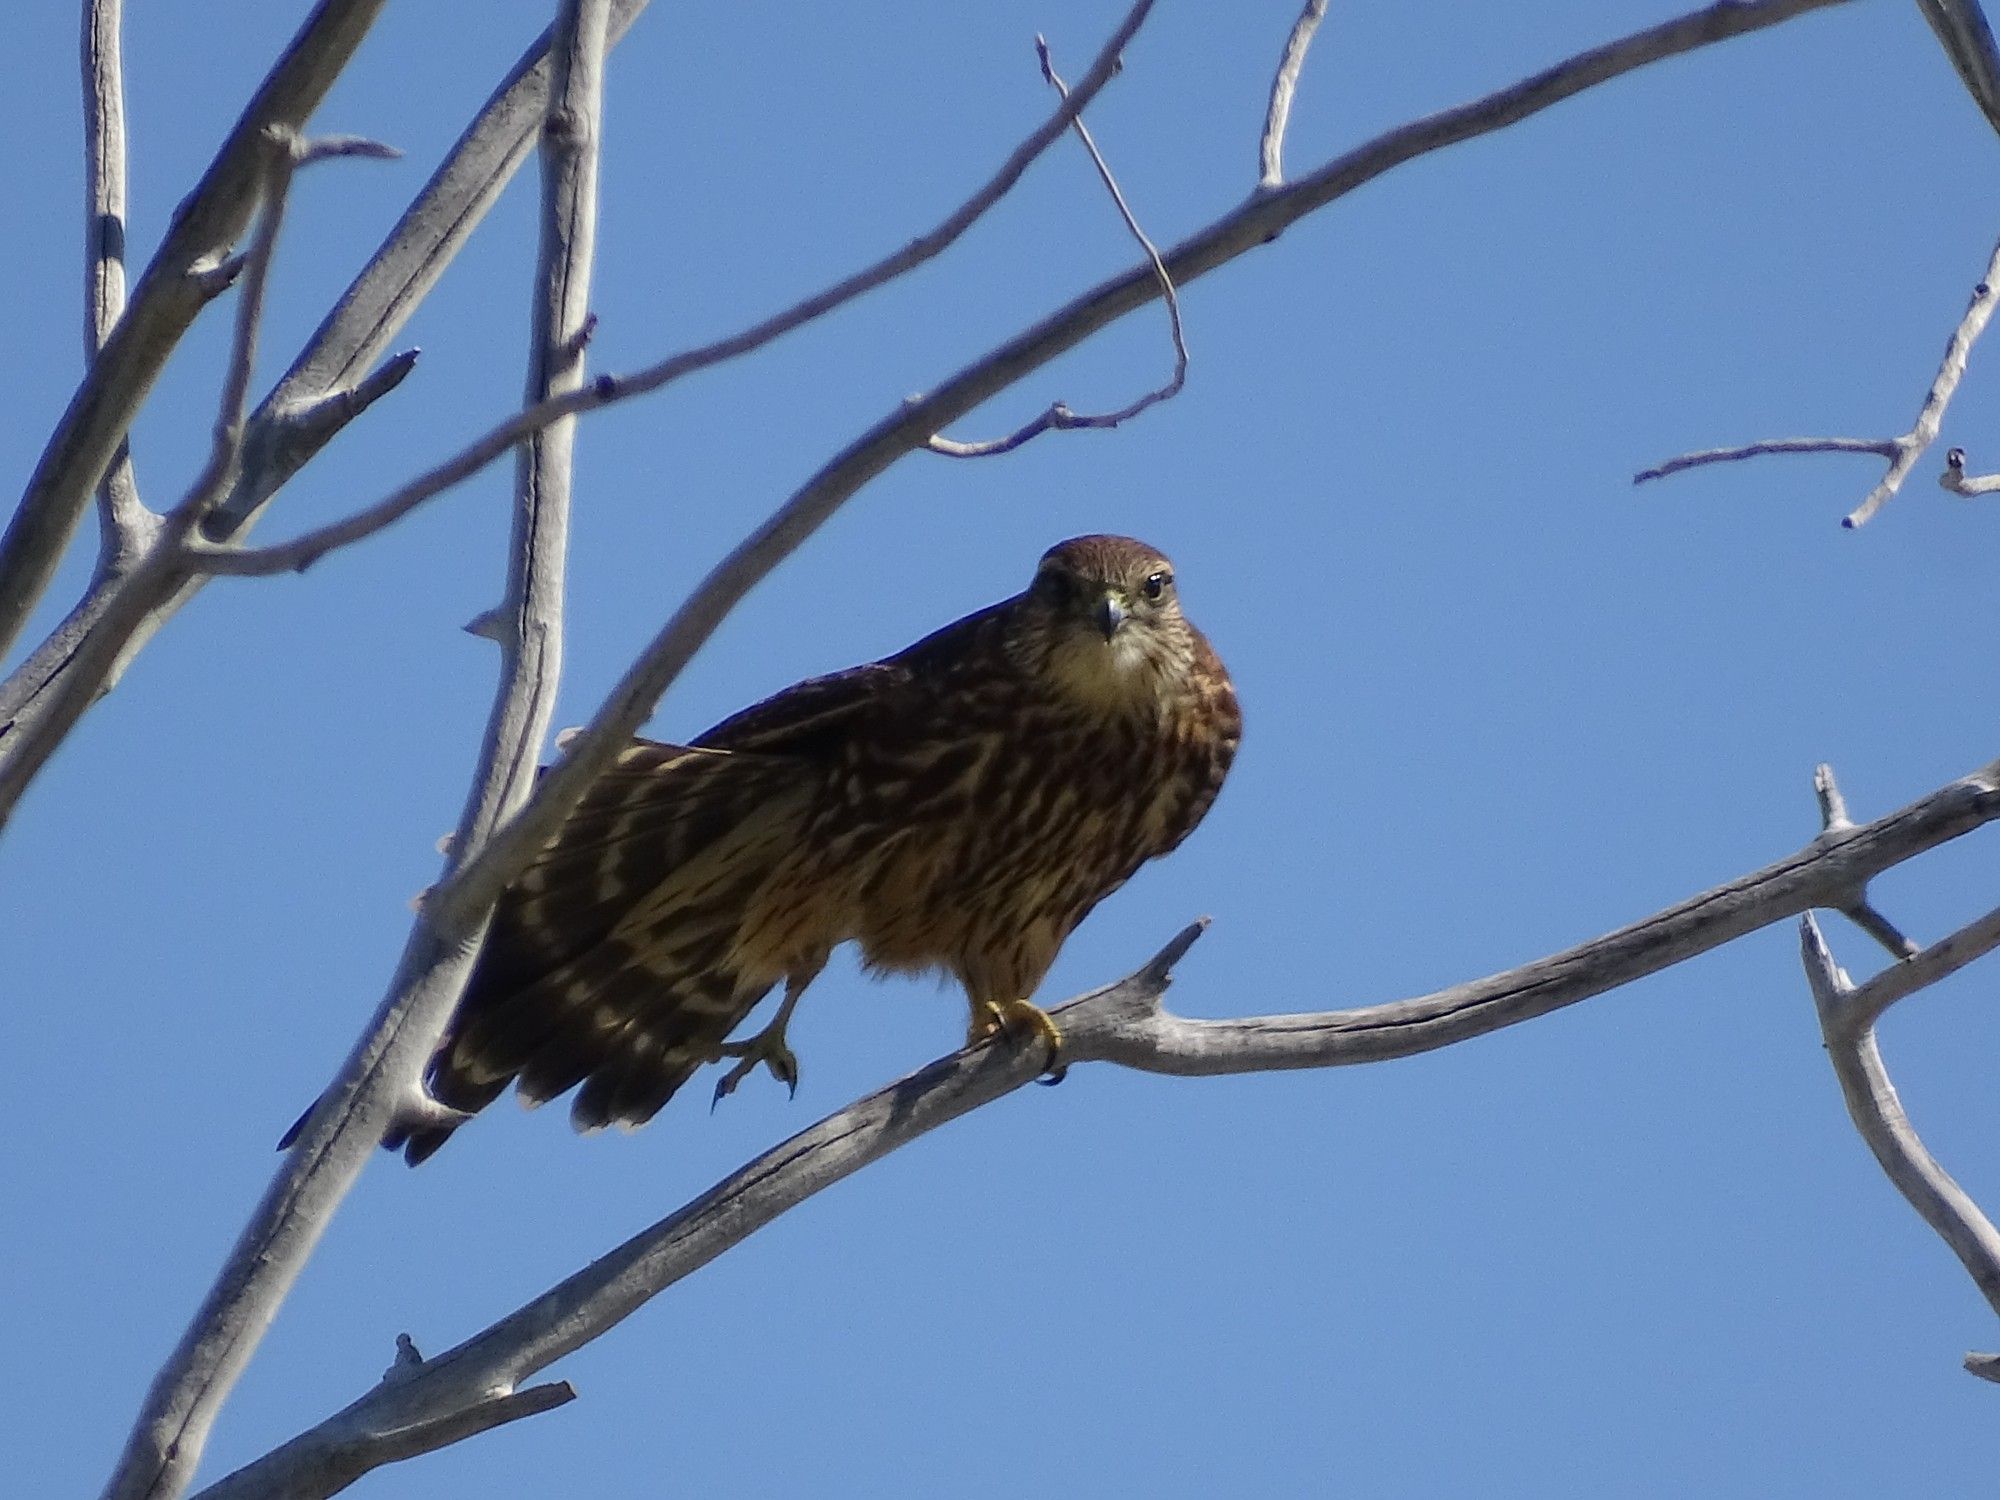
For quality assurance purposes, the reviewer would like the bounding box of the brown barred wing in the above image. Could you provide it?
[397,741,816,1163]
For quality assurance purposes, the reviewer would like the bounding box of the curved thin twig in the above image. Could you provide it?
[0,0,391,659]
[82,0,152,558]
[185,0,1161,577]
[926,34,1187,459]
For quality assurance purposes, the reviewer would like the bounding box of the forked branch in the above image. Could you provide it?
[926,33,1187,458]
[1636,231,2000,527]
[1802,912,2000,1377]
[201,753,2000,1497]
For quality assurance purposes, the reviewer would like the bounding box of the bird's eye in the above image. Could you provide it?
[1036,568,1072,603]
[1141,571,1172,601]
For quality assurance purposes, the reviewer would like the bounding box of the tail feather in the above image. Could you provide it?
[393,745,816,1160]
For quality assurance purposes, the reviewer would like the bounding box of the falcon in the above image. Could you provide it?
[391,534,1238,1163]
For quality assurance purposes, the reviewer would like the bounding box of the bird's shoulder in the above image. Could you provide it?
[690,598,1016,757]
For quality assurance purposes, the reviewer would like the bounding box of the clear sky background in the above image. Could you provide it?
[7,2,2000,1495]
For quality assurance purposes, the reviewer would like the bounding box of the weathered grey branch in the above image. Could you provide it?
[188,928,1207,1500]
[82,0,152,561]
[1917,0,2000,137]
[0,0,389,659]
[0,17,678,830]
[184,0,1160,579]
[93,14,613,1494]
[0,135,398,838]
[1259,0,1331,190]
[193,1374,575,1500]
[80,5,1868,1491]
[1814,762,1920,958]
[0,2,655,822]
[926,34,1187,458]
[1636,230,2000,527]
[195,749,2000,1495]
[6,0,1836,833]
[1802,909,2000,1376]
[437,0,1854,934]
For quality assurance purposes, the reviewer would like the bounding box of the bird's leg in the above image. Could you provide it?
[713,975,810,1106]
[970,998,1065,1082]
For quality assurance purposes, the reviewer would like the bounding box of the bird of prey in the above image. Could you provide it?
[389,534,1239,1163]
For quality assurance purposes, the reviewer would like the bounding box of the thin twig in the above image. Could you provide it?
[187,928,1203,1500]
[0,4,659,828]
[184,1,1160,577]
[1636,231,2000,528]
[926,35,1187,459]
[429,0,1856,932]
[1635,435,1897,481]
[1802,912,2000,1373]
[1260,0,1332,190]
[1812,763,1920,959]
[82,0,153,558]
[0,0,391,661]
[0,133,398,839]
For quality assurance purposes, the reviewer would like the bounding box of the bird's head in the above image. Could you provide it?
[1013,534,1196,712]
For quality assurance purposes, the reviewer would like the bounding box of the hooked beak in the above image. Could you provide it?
[1092,593,1126,641]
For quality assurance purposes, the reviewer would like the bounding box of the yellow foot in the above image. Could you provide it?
[971,998,1066,1082]
[711,1025,800,1108]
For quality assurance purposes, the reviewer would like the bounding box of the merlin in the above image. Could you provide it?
[387,534,1239,1163]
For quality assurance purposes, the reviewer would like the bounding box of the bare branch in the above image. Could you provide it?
[1818,901,2000,1031]
[95,13,614,1500]
[82,0,152,559]
[1636,231,2000,527]
[188,929,1205,1500]
[1813,762,1920,959]
[187,1,1161,576]
[927,34,1187,459]
[0,128,345,836]
[1916,0,2000,137]
[1634,435,1897,481]
[418,0,1855,936]
[190,751,2000,1491]
[0,6,658,827]
[192,1376,575,1500]
[0,0,391,659]
[1802,913,2000,1372]
[1260,0,1332,190]
[4,0,1838,825]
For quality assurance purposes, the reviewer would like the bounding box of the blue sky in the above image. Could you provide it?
[8,2,2000,1495]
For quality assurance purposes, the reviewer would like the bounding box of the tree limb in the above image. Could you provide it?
[926,33,1188,458]
[433,0,1857,935]
[195,748,2000,1495]
[1802,910,2000,1376]
[1635,228,2000,527]
[189,928,1206,1500]
[0,2,660,826]
[0,0,390,659]
[81,0,152,562]
[0,135,398,839]
[1259,0,1331,190]
[92,9,613,1493]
